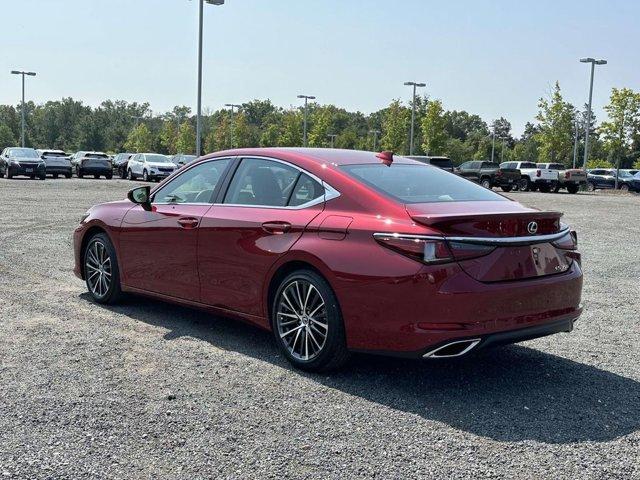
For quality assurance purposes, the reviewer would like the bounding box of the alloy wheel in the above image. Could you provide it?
[85,240,112,298]
[276,280,328,361]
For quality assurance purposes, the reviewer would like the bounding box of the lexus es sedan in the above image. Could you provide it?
[74,148,583,371]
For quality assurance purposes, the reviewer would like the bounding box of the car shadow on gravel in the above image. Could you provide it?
[86,293,640,445]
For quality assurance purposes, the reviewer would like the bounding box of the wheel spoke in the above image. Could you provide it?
[308,301,325,318]
[281,291,298,314]
[280,324,303,338]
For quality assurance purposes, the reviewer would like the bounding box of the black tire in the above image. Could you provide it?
[6,168,12,179]
[271,269,349,372]
[587,182,596,192]
[143,170,149,182]
[38,174,46,180]
[552,182,560,193]
[501,185,513,192]
[77,167,84,179]
[93,174,100,179]
[65,172,72,179]
[127,169,135,181]
[480,178,492,189]
[519,177,530,191]
[567,184,579,194]
[106,173,113,180]
[620,183,629,192]
[83,233,123,304]
[120,168,127,179]
[53,173,58,179]
[538,184,551,193]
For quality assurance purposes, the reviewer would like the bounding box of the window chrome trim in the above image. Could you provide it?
[214,155,341,210]
[373,226,571,247]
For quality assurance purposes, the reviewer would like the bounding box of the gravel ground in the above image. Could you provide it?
[0,178,638,479]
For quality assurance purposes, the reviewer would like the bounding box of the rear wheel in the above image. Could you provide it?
[538,184,551,193]
[587,182,596,192]
[620,183,629,192]
[83,233,122,304]
[480,178,492,189]
[552,182,561,193]
[38,173,46,180]
[105,173,113,180]
[5,168,12,179]
[77,167,84,179]
[120,167,127,179]
[143,170,149,182]
[272,270,349,372]
[53,173,58,179]
[127,169,135,181]
[65,172,72,179]
[93,174,100,179]
[519,177,530,191]
[567,184,579,194]
[501,185,513,192]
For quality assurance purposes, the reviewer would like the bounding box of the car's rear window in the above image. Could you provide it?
[86,153,108,159]
[341,164,507,204]
[430,158,453,168]
[519,162,537,168]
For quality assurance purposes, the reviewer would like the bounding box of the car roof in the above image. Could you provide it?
[205,147,424,166]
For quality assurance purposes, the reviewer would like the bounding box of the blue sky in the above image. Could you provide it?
[1,0,638,135]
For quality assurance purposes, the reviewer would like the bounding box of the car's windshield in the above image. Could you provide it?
[145,154,171,163]
[634,172,640,179]
[342,164,507,204]
[9,148,39,158]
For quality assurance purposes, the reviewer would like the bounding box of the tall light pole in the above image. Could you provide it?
[572,116,580,169]
[297,94,315,147]
[580,57,607,170]
[369,129,380,151]
[196,0,225,157]
[224,103,241,148]
[501,138,506,162]
[11,70,36,147]
[404,81,426,155]
[490,123,496,163]
[327,134,337,148]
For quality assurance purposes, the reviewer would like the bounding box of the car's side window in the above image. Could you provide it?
[223,158,300,207]
[153,158,231,204]
[459,161,470,169]
[288,173,324,207]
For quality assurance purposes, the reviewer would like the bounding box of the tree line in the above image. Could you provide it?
[1,82,639,169]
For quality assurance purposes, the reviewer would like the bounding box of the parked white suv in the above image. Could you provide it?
[501,161,558,192]
[127,153,176,182]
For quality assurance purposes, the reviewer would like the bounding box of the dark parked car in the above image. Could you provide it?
[586,169,618,191]
[0,147,46,179]
[71,151,113,179]
[74,148,582,372]
[405,156,454,172]
[614,169,638,191]
[171,154,197,168]
[113,153,134,179]
[628,171,640,192]
[37,149,72,178]
[456,160,520,192]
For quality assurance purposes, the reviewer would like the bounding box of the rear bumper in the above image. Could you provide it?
[46,165,72,175]
[496,177,519,187]
[79,166,111,175]
[534,178,555,185]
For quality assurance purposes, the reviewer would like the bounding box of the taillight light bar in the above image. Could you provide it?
[373,233,495,264]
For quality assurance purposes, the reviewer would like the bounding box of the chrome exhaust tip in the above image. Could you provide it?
[423,338,481,358]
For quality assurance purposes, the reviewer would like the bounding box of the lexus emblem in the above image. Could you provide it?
[527,221,539,234]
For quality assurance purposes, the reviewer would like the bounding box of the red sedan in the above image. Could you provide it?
[74,148,583,371]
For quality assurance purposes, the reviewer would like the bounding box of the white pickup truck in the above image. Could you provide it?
[537,163,587,194]
[500,161,558,192]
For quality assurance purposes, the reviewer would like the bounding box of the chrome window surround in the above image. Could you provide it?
[150,155,340,209]
[373,226,571,247]
[216,155,340,210]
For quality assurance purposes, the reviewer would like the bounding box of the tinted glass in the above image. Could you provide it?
[520,162,537,168]
[86,153,108,159]
[153,159,230,204]
[430,158,453,168]
[288,173,324,206]
[342,164,507,204]
[145,154,171,163]
[483,162,499,168]
[8,148,39,158]
[224,158,299,207]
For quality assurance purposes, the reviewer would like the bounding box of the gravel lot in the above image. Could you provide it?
[0,178,638,479]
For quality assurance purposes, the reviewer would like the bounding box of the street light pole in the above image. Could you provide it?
[297,94,316,147]
[327,134,337,148]
[11,70,36,147]
[572,116,580,169]
[224,103,242,148]
[490,124,496,163]
[404,81,426,155]
[580,57,607,170]
[369,129,380,151]
[196,0,225,157]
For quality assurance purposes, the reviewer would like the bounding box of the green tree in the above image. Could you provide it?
[278,110,303,147]
[421,99,448,155]
[159,121,178,154]
[380,100,409,153]
[175,121,196,154]
[308,107,333,147]
[0,124,16,150]
[535,82,574,165]
[600,87,640,169]
[124,123,153,152]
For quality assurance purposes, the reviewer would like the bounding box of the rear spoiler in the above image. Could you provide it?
[409,210,563,227]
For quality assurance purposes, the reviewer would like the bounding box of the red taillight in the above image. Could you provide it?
[565,171,570,179]
[536,169,541,177]
[447,241,496,261]
[495,170,503,177]
[374,234,452,264]
[552,231,578,250]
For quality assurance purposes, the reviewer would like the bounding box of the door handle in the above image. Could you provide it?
[177,217,199,229]
[262,221,291,234]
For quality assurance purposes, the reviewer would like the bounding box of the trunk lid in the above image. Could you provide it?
[406,201,572,282]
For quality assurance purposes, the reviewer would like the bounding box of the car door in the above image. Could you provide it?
[118,157,233,300]
[197,157,327,317]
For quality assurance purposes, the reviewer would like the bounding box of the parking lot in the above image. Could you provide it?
[0,178,638,479]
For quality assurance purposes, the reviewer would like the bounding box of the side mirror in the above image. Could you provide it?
[127,186,152,211]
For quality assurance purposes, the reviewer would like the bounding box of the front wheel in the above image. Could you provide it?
[587,182,596,192]
[519,177,531,191]
[538,184,551,193]
[620,183,629,192]
[480,178,492,189]
[272,270,349,372]
[77,167,84,179]
[105,173,113,180]
[567,184,579,194]
[552,182,560,193]
[127,169,135,181]
[143,170,149,182]
[83,233,122,304]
